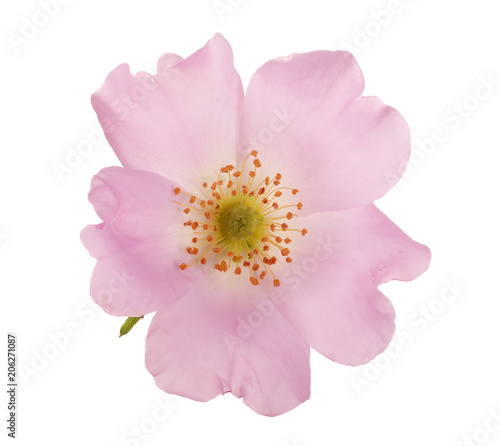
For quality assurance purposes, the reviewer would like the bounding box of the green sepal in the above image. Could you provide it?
[119,316,144,337]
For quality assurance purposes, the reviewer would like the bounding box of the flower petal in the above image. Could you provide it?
[239,50,409,212]
[81,167,196,316]
[276,204,430,365]
[145,283,310,416]
[91,34,244,190]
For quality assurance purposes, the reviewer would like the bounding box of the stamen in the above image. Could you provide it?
[174,149,307,287]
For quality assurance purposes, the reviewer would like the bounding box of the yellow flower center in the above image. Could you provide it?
[175,150,307,287]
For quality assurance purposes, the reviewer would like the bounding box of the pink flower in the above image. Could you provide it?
[82,34,430,416]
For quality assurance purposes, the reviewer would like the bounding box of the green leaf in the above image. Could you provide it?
[119,316,144,337]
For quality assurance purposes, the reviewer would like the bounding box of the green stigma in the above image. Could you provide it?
[218,201,263,245]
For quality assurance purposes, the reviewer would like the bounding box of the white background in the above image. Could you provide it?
[1,1,499,445]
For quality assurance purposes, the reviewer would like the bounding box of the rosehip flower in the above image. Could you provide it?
[82,34,430,416]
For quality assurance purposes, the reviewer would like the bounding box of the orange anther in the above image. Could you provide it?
[281,248,290,256]
[274,191,282,197]
[204,211,211,220]
[183,208,190,214]
[252,264,260,271]
[275,236,283,243]
[235,267,242,275]
[249,171,255,178]
[292,189,299,195]
[213,247,220,253]
[207,235,213,242]
[179,263,188,271]
[273,279,280,287]
[286,257,293,263]
[284,237,291,244]
[297,202,303,210]
[189,195,196,203]
[253,159,262,168]
[233,171,241,177]
[272,203,279,209]
[192,248,199,255]
[174,187,181,195]
[301,228,308,236]
[250,277,259,286]
[276,173,282,180]
[192,237,198,243]
[260,272,266,280]
[243,261,250,267]
[258,187,265,195]
[200,258,207,265]
[200,200,206,208]
[281,223,288,231]
[203,224,209,230]
[286,212,293,220]
[250,150,258,157]
[192,222,199,230]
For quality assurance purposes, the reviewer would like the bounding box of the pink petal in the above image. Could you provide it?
[91,34,243,191]
[145,283,310,416]
[239,50,410,212]
[81,167,196,316]
[276,204,430,365]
